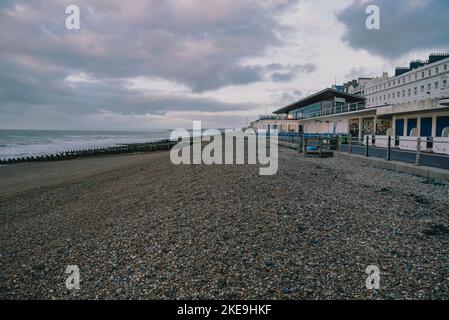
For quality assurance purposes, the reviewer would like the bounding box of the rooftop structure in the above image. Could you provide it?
[343,78,372,97]
[394,54,449,76]
[273,88,365,119]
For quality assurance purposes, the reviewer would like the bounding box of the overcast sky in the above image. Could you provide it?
[0,0,448,130]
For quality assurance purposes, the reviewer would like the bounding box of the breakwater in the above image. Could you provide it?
[0,139,177,165]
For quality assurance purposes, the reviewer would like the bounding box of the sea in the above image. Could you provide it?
[0,129,172,160]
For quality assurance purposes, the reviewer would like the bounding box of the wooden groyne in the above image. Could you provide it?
[0,140,177,165]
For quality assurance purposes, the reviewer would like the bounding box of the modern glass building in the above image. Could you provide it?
[273,88,371,136]
[274,88,366,120]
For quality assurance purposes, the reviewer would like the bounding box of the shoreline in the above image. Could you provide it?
[0,139,175,165]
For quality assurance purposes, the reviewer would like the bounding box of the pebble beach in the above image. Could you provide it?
[0,147,448,299]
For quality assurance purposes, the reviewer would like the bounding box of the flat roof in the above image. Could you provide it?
[273,88,365,114]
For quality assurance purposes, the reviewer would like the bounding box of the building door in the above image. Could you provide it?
[407,118,417,136]
[436,116,449,136]
[420,117,433,137]
[395,119,404,137]
[349,119,359,137]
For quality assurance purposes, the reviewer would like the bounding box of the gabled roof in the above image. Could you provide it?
[273,88,365,114]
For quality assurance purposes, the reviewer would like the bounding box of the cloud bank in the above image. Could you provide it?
[337,0,449,59]
[0,0,311,129]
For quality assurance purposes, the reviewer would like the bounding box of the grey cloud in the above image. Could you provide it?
[0,55,260,121]
[267,63,316,82]
[344,66,375,81]
[337,0,449,59]
[271,89,303,104]
[0,0,299,92]
[271,72,295,82]
[0,0,298,128]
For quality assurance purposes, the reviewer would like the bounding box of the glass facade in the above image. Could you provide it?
[289,100,365,120]
[290,101,322,119]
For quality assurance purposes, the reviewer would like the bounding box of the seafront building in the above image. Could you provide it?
[251,53,449,155]
[270,88,367,135]
[250,114,302,133]
[343,77,372,97]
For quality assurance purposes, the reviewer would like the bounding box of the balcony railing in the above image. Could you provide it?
[258,115,298,121]
[298,102,366,120]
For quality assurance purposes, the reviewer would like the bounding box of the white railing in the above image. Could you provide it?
[373,135,449,155]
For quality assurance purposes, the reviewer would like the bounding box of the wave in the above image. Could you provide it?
[0,129,170,160]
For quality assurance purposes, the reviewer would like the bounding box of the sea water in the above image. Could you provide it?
[0,129,171,160]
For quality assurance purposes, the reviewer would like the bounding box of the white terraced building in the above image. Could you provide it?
[365,53,449,154]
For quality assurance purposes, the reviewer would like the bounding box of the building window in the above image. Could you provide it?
[415,74,418,80]
[408,88,411,96]
[444,64,447,71]
[444,79,447,87]
[436,67,439,74]
[421,85,425,92]
[428,83,432,91]
[397,91,400,97]
[422,71,425,78]
[429,69,432,76]
[393,92,395,98]
[402,90,405,97]
[414,87,418,95]
[435,82,439,89]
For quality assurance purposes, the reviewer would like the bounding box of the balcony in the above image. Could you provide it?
[298,102,367,120]
[258,114,299,121]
